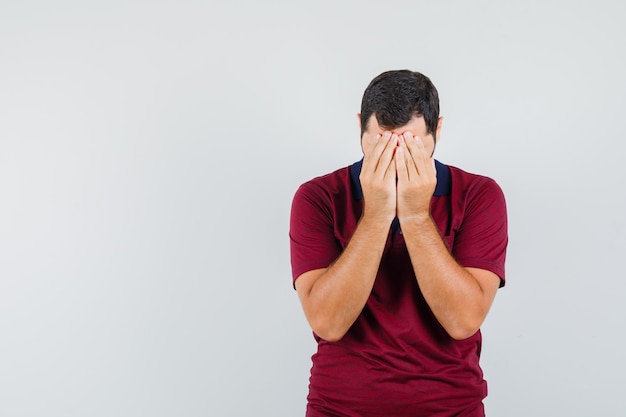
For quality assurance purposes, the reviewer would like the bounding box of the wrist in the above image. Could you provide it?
[398,211,432,227]
[360,210,395,229]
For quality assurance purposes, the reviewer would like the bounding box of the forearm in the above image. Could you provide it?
[401,215,489,340]
[302,215,390,342]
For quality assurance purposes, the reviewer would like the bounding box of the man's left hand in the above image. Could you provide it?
[395,132,437,222]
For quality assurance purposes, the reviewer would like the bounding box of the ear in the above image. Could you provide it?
[357,113,362,131]
[435,116,443,142]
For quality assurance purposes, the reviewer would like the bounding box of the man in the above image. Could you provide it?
[289,70,508,417]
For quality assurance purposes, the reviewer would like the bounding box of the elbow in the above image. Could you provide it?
[317,331,346,343]
[448,326,479,341]
[317,332,346,343]
[446,319,482,341]
[444,307,490,340]
[309,317,348,343]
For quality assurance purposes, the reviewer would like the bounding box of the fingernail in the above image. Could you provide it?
[383,131,391,139]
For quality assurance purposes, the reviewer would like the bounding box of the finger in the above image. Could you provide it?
[404,133,425,159]
[385,147,397,181]
[363,132,384,161]
[376,133,398,179]
[395,145,408,183]
[363,131,391,173]
[405,135,431,176]
[412,137,437,179]
[364,133,381,156]
[400,133,418,179]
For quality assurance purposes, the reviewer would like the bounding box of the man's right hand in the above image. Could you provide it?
[294,131,399,342]
[359,131,398,223]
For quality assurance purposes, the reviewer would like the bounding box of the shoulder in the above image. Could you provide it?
[447,164,506,202]
[293,164,353,203]
[444,165,508,284]
[290,164,355,243]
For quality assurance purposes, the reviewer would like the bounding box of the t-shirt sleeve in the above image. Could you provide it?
[452,177,508,286]
[289,182,342,286]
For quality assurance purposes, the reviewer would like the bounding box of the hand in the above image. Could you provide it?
[360,131,398,223]
[395,132,437,222]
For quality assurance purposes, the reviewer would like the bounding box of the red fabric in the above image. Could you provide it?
[289,161,508,417]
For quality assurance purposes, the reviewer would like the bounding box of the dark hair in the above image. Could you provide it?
[360,70,440,138]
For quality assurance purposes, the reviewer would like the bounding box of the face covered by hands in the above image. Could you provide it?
[359,114,441,223]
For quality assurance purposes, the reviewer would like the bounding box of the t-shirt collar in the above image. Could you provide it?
[350,158,451,199]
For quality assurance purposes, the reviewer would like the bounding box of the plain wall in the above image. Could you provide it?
[1,1,624,416]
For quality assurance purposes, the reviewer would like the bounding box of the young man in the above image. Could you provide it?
[289,70,508,417]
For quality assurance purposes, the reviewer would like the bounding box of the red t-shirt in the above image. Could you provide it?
[290,159,508,417]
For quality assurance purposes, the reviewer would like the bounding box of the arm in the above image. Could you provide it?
[295,216,390,342]
[295,132,398,342]
[395,133,501,340]
[398,216,500,340]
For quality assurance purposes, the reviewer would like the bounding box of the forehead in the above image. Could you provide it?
[366,114,427,135]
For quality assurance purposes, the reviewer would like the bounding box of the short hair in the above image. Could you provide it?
[360,70,440,139]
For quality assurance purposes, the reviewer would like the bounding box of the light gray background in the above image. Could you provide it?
[1,1,624,416]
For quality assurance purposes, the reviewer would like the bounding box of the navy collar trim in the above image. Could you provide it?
[350,158,451,199]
